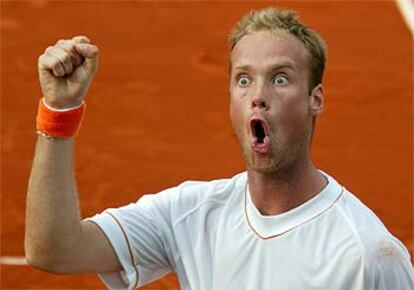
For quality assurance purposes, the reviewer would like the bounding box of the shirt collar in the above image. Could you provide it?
[244,170,344,239]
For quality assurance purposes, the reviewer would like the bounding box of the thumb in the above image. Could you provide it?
[75,43,99,75]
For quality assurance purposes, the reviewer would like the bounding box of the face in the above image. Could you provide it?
[229,30,323,174]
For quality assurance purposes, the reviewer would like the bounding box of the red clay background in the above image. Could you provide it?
[1,1,412,289]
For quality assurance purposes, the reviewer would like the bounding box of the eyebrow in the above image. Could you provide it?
[232,62,297,73]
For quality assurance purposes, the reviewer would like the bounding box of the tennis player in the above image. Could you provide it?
[25,7,414,290]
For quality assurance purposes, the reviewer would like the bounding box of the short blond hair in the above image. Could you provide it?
[229,7,327,91]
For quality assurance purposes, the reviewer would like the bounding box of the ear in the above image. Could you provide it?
[309,84,324,116]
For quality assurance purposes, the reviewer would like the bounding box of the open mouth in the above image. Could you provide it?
[250,118,270,154]
[251,119,267,143]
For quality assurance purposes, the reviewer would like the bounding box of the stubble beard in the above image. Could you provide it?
[241,132,305,178]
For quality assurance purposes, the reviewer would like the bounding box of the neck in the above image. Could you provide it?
[247,159,327,216]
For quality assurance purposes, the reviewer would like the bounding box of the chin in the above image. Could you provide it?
[249,158,282,175]
[250,165,277,175]
[244,150,278,174]
[244,146,300,177]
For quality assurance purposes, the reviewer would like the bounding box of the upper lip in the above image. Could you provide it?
[249,115,269,139]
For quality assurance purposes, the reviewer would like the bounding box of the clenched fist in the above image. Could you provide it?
[38,36,99,109]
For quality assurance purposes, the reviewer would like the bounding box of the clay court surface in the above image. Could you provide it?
[1,0,412,289]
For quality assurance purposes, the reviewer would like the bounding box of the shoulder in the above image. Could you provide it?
[319,171,390,249]
[328,184,413,287]
[334,188,407,256]
[137,171,247,222]
[175,171,245,201]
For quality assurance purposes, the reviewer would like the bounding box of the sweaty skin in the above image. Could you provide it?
[229,31,327,216]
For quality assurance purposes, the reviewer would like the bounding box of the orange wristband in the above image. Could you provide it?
[36,98,86,138]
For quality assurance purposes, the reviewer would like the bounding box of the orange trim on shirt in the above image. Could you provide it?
[106,212,140,289]
[244,183,345,240]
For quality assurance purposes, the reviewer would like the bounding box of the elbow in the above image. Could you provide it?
[25,252,60,274]
[25,244,71,274]
[25,253,50,272]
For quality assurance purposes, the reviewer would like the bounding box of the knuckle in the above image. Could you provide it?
[39,55,53,68]
[45,46,54,53]
[46,49,59,60]
[38,57,48,69]
[73,35,90,44]
[51,61,61,70]
[62,53,71,64]
[59,39,76,51]
[66,39,76,47]
[54,50,66,62]
[56,39,66,45]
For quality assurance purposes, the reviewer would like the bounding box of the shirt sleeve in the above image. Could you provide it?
[367,239,414,290]
[85,189,177,289]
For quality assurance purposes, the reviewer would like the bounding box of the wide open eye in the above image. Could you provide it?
[273,76,288,85]
[238,76,251,86]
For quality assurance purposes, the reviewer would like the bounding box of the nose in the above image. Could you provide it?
[251,85,269,110]
[251,98,268,110]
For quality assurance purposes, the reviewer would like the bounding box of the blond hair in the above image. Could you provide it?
[229,7,327,91]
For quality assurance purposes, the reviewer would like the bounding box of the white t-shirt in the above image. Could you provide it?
[87,171,414,289]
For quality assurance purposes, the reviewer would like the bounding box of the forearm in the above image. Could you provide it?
[25,36,108,273]
[25,134,82,270]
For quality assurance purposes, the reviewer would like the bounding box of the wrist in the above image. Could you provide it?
[36,98,86,138]
[43,98,84,112]
[44,98,83,111]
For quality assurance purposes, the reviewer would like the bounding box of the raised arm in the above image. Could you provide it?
[25,36,121,274]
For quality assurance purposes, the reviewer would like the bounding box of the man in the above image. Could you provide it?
[25,7,413,290]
